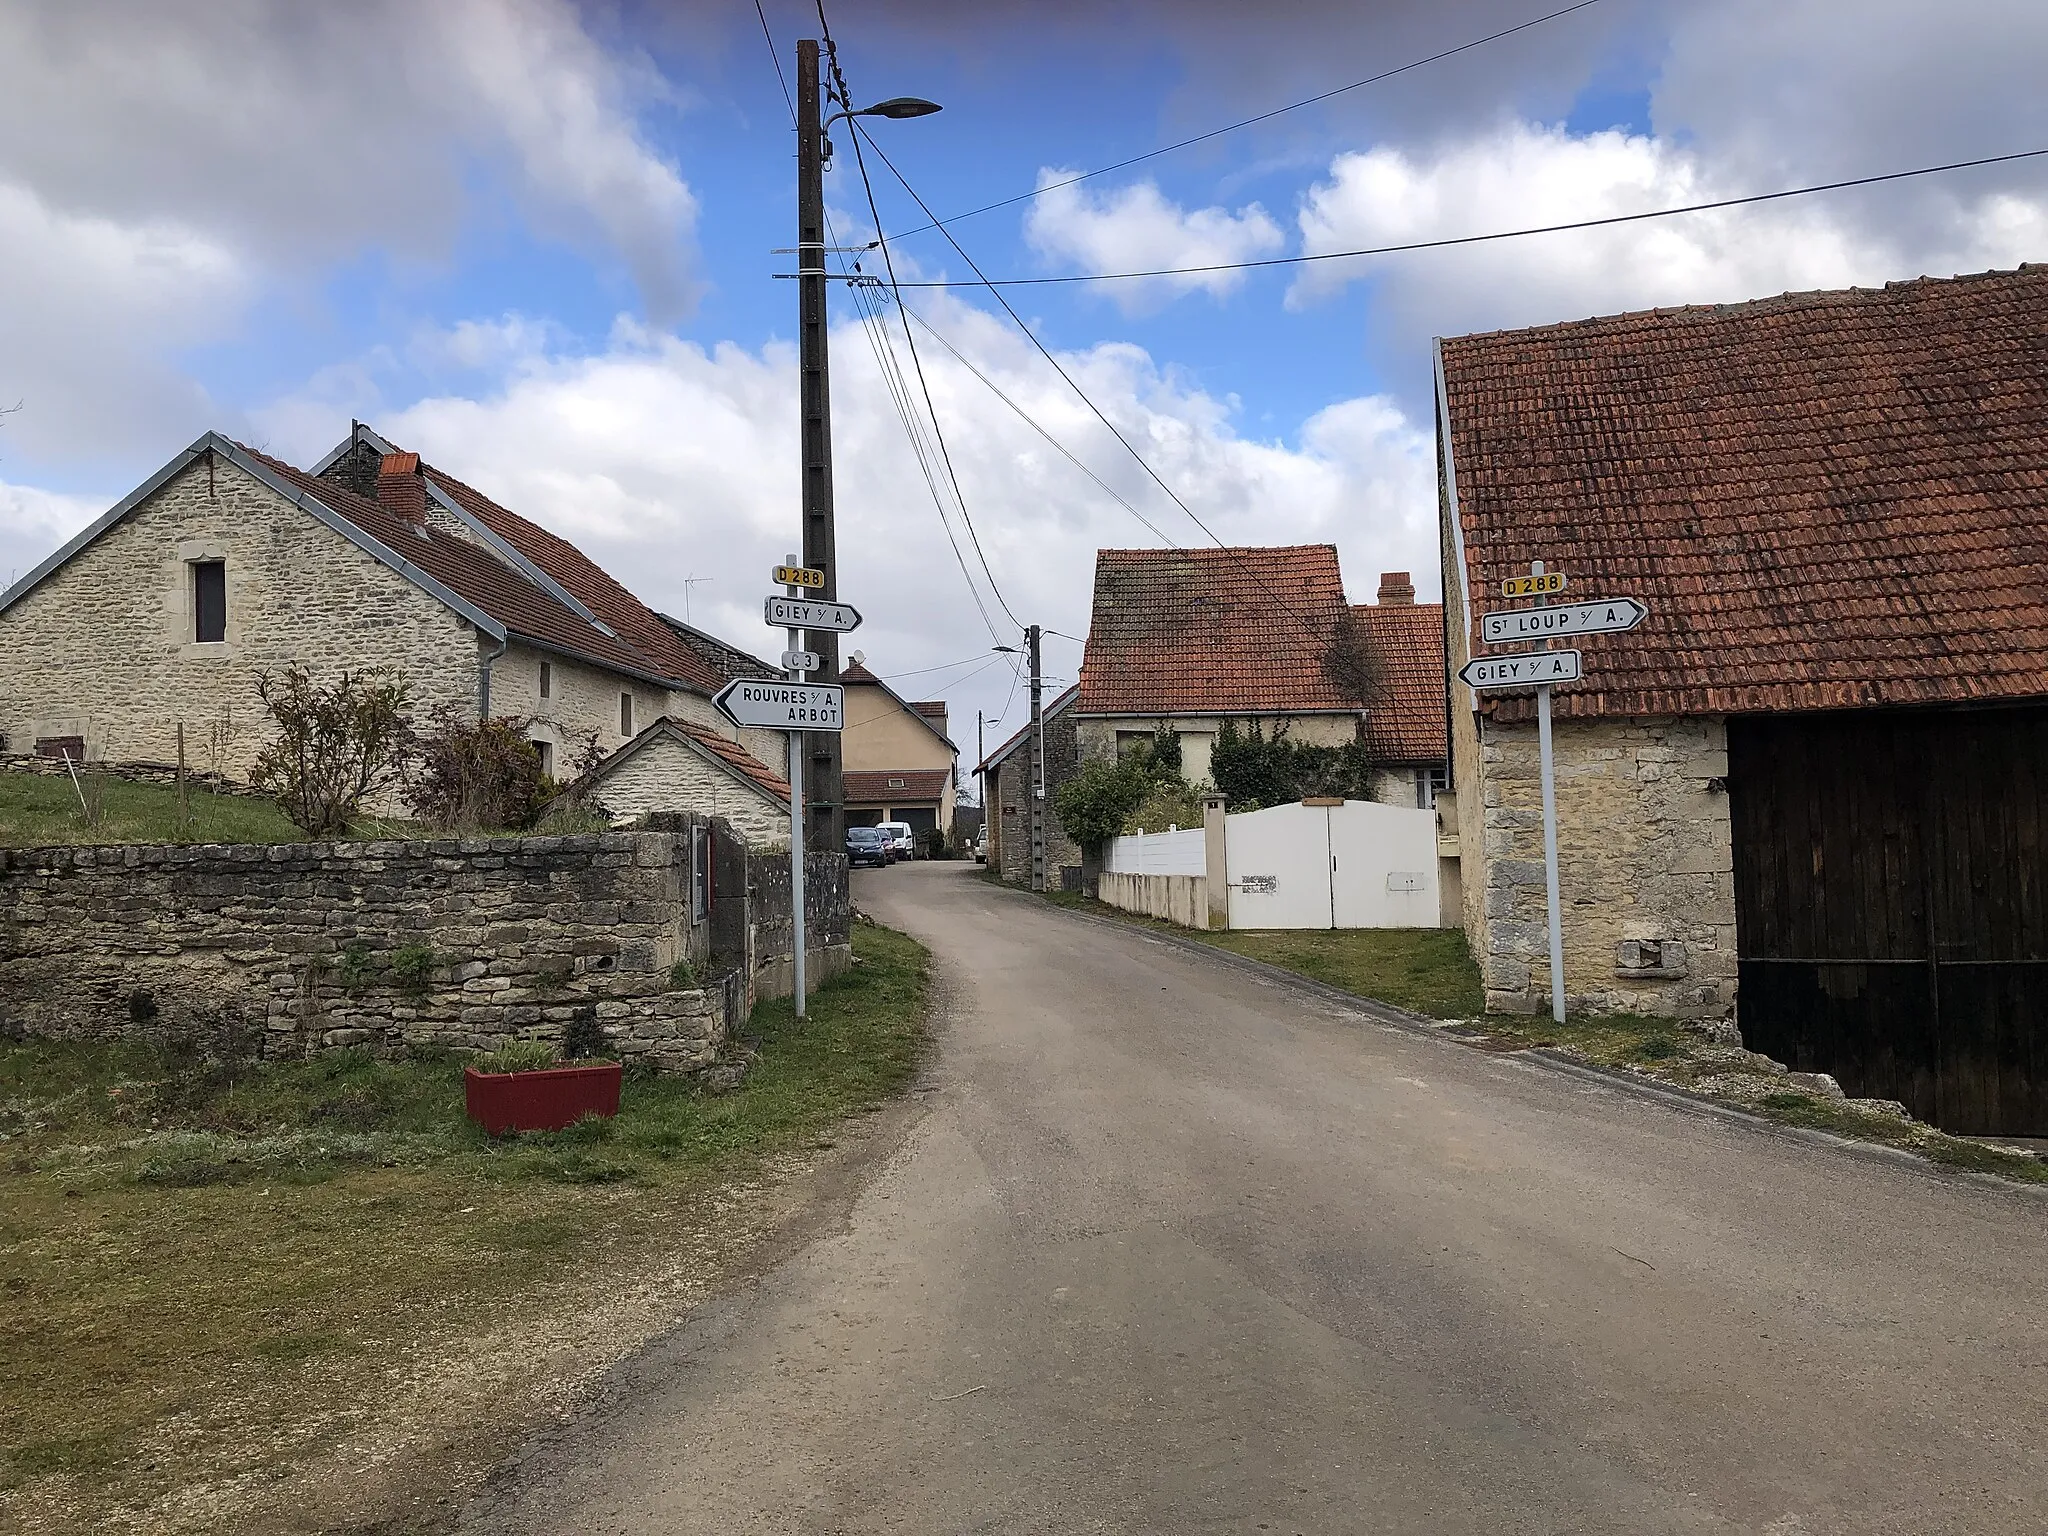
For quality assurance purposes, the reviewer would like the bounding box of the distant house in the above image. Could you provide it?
[839,661,958,840]
[0,423,790,819]
[584,716,792,848]
[1074,546,1447,805]
[977,684,1080,887]
[1437,265,2048,1135]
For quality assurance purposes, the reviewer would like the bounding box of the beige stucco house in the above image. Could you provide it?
[838,661,957,839]
[0,424,792,839]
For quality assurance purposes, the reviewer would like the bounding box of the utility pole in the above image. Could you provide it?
[796,38,843,856]
[1028,623,1045,892]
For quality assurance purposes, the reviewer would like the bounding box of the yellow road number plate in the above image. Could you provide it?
[1502,572,1567,597]
[774,565,826,589]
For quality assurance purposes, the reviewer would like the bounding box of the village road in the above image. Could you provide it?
[466,863,2048,1536]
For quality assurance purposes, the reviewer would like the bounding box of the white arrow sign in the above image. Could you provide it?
[1459,649,1583,690]
[764,595,861,633]
[1481,597,1647,645]
[714,678,844,731]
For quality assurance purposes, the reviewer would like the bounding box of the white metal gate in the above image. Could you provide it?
[1224,801,1438,931]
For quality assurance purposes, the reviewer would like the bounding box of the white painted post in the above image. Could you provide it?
[785,553,806,1020]
[1532,560,1565,1025]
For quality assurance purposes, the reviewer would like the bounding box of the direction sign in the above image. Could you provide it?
[713,678,844,731]
[1458,649,1582,690]
[781,649,820,673]
[1503,571,1567,598]
[774,564,826,590]
[1481,597,1647,645]
[764,595,862,632]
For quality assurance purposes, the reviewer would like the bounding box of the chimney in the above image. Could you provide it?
[375,450,428,525]
[1376,570,1416,606]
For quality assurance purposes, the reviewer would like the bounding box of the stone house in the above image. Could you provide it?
[1073,546,1448,803]
[0,424,791,819]
[584,716,793,848]
[978,684,1080,886]
[1436,266,2048,1135]
[838,660,958,839]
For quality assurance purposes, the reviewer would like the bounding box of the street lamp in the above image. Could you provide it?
[829,96,942,126]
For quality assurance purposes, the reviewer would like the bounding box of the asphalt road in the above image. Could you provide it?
[468,863,2048,1535]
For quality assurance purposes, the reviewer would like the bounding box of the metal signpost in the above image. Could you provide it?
[1463,562,1649,1026]
[717,559,857,1019]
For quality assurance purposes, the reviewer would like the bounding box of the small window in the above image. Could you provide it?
[620,692,634,737]
[192,560,226,643]
[532,739,554,778]
[691,824,712,923]
[539,660,552,699]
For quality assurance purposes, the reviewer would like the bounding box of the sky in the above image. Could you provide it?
[2,0,2045,770]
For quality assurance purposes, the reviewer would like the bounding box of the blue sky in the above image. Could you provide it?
[2,0,2046,747]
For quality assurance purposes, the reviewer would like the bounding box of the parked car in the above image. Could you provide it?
[846,825,890,869]
[877,821,916,862]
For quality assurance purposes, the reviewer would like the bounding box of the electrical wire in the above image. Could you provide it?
[856,121,1350,655]
[875,146,2048,289]
[882,652,1013,681]
[754,0,795,123]
[818,5,1024,633]
[883,0,1606,242]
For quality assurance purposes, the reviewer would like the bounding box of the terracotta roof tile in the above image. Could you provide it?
[1441,265,2048,721]
[242,446,681,687]
[843,768,951,805]
[1350,603,1447,763]
[667,717,791,801]
[1077,546,1367,716]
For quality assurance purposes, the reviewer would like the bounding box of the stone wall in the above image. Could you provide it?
[747,848,855,999]
[0,454,480,783]
[991,707,1080,886]
[0,828,741,1072]
[1471,714,1737,1019]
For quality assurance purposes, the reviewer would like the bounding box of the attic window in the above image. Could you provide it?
[620,692,634,737]
[539,660,552,699]
[191,560,226,643]
[887,777,906,789]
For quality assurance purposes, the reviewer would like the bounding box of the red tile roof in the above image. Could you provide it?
[1078,546,1368,715]
[1350,603,1447,763]
[843,768,951,806]
[245,447,683,687]
[415,461,726,692]
[910,701,946,720]
[1441,265,2048,721]
[668,717,791,801]
[838,662,882,684]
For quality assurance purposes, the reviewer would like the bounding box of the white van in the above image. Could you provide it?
[876,821,916,862]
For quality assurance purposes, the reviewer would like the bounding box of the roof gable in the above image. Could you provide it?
[587,715,791,806]
[1441,265,2048,720]
[977,684,1078,772]
[839,661,958,752]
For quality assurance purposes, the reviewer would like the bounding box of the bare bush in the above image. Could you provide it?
[250,668,413,836]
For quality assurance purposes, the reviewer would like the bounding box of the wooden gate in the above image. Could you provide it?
[1729,706,2048,1134]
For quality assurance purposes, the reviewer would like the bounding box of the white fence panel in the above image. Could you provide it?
[1105,825,1206,877]
[1328,801,1439,929]
[1223,803,1333,930]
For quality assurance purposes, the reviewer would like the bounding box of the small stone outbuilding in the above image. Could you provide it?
[1437,265,2048,1134]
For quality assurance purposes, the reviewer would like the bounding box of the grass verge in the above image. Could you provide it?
[0,922,931,1524]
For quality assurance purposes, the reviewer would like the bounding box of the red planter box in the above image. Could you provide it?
[464,1061,623,1135]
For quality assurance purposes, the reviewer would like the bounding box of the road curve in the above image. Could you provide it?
[466,862,2048,1536]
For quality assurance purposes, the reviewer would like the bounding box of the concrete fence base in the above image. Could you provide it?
[1097,871,1212,930]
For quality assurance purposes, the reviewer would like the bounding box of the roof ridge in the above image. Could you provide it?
[1441,263,2048,348]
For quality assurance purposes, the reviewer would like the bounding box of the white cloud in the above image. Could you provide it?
[0,0,699,469]
[1024,171,1286,311]
[249,299,1435,744]
[0,477,108,593]
[1289,121,2048,359]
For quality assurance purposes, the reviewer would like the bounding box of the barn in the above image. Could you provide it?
[1436,265,2048,1135]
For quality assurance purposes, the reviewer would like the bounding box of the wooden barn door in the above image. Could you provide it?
[1730,707,2048,1135]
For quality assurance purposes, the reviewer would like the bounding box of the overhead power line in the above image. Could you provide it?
[874,146,2048,289]
[884,0,1607,242]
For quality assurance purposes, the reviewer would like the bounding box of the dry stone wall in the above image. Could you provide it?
[1474,713,1737,1020]
[0,829,738,1073]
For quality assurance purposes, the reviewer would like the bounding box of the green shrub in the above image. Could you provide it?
[405,711,550,831]
[388,943,437,995]
[668,958,699,988]
[338,940,375,992]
